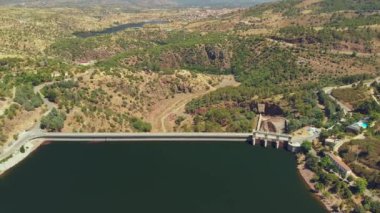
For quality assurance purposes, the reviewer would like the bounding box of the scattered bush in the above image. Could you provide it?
[14,84,43,111]
[130,117,152,132]
[40,108,66,132]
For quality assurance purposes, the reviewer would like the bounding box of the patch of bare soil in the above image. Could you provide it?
[145,75,239,132]
[1,108,43,145]
[259,116,286,133]
[60,69,238,133]
[296,0,322,8]
[333,41,371,54]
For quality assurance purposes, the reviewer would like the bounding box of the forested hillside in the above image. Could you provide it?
[0,0,379,136]
[0,0,380,211]
[0,0,269,7]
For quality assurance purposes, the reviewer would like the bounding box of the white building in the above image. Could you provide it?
[287,141,301,152]
[326,152,352,178]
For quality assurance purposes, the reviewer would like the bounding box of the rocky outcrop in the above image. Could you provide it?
[158,44,231,72]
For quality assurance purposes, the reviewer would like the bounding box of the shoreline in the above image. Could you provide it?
[0,139,44,177]
[0,139,287,177]
[297,160,333,212]
[0,139,247,177]
[0,140,333,212]
[0,139,333,212]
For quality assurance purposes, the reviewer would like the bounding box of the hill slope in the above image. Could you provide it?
[0,0,273,7]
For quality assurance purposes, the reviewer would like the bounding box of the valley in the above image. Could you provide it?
[0,0,380,212]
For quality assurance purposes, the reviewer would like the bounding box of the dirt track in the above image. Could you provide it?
[146,75,239,132]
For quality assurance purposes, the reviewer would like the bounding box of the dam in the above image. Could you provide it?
[0,130,295,163]
[19,130,293,148]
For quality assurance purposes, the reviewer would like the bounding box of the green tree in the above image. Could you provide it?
[319,130,331,142]
[14,84,43,111]
[315,182,325,192]
[320,156,335,171]
[305,153,320,172]
[354,178,368,195]
[301,141,312,154]
[130,117,152,132]
[319,172,339,186]
[331,181,352,199]
[40,108,66,132]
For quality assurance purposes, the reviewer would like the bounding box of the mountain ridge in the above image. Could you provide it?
[0,0,273,8]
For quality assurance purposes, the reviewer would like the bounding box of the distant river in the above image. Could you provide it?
[0,142,326,213]
[74,20,167,38]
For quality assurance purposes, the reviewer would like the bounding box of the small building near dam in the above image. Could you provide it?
[326,152,352,178]
[287,141,301,152]
[346,118,369,134]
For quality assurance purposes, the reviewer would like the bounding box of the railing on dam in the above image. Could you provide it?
[23,131,292,143]
[21,131,292,150]
[0,130,297,167]
[31,132,254,143]
[252,130,292,148]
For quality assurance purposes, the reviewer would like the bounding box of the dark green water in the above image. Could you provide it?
[0,142,326,213]
[74,20,167,38]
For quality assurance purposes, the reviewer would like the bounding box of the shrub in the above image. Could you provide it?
[130,117,152,132]
[14,84,43,111]
[40,108,66,132]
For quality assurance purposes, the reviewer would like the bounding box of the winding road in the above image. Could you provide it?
[0,71,93,158]
[0,87,16,116]
[150,76,239,132]
[323,77,380,115]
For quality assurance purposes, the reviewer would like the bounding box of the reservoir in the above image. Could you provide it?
[74,20,167,38]
[0,142,326,213]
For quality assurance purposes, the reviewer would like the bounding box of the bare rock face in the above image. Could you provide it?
[205,46,226,63]
[205,46,217,60]
[158,44,231,72]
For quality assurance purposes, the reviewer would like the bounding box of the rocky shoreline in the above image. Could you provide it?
[0,140,43,176]
[297,159,334,212]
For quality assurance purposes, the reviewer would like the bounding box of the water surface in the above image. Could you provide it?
[74,20,167,38]
[0,142,326,213]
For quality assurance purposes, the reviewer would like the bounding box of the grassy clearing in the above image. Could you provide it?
[340,137,380,189]
[331,86,371,109]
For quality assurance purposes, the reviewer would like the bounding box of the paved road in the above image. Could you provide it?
[0,71,93,159]
[323,77,380,115]
[5,131,293,145]
[0,87,16,116]
[0,133,252,161]
[0,130,293,164]
[256,114,262,131]
[0,82,54,159]
[333,134,365,152]
[323,86,352,115]
[253,130,291,142]
[291,127,321,144]
[370,88,380,105]
[33,132,254,142]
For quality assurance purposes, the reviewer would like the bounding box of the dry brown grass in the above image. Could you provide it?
[1,107,44,144]
[61,70,236,133]
[331,86,371,109]
[295,0,322,8]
